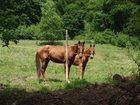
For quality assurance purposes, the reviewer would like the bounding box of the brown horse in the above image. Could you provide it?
[35,41,85,82]
[73,44,95,80]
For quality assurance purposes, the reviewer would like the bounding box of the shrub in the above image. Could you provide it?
[93,30,140,49]
[15,25,41,40]
[74,34,86,40]
[129,37,140,49]
[94,32,107,44]
[116,33,130,47]
[94,29,117,45]
[1,29,18,46]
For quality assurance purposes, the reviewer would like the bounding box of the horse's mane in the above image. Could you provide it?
[70,44,78,53]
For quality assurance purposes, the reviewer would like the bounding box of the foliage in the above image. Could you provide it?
[62,0,87,38]
[109,1,134,31]
[94,29,116,45]
[15,25,41,40]
[0,0,41,46]
[0,0,41,30]
[116,33,140,49]
[129,37,140,49]
[135,53,140,67]
[84,21,93,40]
[74,34,86,40]
[39,0,64,40]
[94,30,140,49]
[0,0,140,46]
[1,29,18,47]
[124,8,140,37]
[116,33,130,47]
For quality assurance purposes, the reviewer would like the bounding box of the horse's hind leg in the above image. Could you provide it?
[41,59,49,82]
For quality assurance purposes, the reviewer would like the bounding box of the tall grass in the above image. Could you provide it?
[0,40,138,92]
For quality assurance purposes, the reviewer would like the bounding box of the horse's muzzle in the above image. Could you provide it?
[90,55,94,59]
[90,56,93,59]
[79,53,83,59]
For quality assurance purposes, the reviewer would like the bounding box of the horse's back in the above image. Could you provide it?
[36,44,78,63]
[36,45,52,60]
[46,45,66,63]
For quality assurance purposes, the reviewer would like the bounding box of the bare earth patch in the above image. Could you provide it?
[1,75,140,105]
[15,82,140,105]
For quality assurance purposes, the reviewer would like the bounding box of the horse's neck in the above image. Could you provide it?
[70,45,78,53]
[84,48,91,56]
[79,49,90,64]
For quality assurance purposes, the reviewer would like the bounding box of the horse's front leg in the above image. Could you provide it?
[79,63,84,80]
[80,63,86,80]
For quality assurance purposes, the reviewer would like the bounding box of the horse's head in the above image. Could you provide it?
[77,41,85,58]
[89,44,95,59]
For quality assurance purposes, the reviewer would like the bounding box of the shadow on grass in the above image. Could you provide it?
[1,74,140,105]
[64,79,92,90]
[0,87,29,105]
[0,79,91,105]
[37,40,64,46]
[0,85,51,105]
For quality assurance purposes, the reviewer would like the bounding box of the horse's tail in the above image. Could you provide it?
[35,52,41,78]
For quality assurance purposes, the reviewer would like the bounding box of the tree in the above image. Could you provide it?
[0,0,41,46]
[62,0,88,38]
[124,7,140,37]
[39,0,64,40]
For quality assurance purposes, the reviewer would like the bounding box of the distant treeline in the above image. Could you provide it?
[0,0,140,48]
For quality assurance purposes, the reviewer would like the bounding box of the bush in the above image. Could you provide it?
[116,33,140,49]
[116,33,130,47]
[94,32,107,44]
[94,29,117,45]
[15,25,41,40]
[129,37,140,50]
[124,10,140,37]
[1,29,19,46]
[93,30,140,49]
[74,34,86,40]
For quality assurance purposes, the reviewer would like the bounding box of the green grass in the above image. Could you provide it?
[0,40,138,92]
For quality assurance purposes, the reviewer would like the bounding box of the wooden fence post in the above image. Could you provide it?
[65,30,69,83]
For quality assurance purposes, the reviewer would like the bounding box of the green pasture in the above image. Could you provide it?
[0,40,138,92]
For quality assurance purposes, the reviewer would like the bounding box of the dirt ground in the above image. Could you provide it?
[1,77,140,105]
[17,82,140,105]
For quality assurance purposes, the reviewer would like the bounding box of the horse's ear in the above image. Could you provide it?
[90,44,92,47]
[78,41,81,44]
[83,41,85,45]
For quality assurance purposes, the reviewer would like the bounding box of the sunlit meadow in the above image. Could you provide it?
[0,40,138,92]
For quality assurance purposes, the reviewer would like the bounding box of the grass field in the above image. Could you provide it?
[0,40,138,92]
